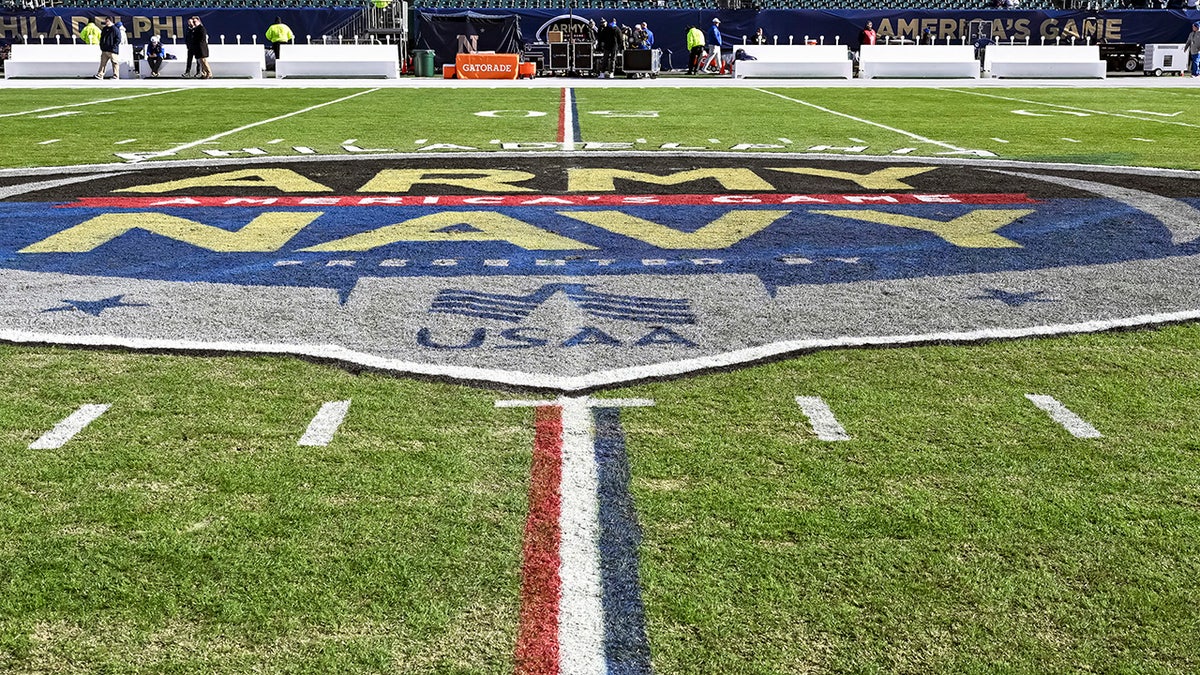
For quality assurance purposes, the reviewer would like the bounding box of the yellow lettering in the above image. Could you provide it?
[768,167,935,190]
[20,212,321,253]
[566,168,774,192]
[558,210,789,249]
[116,169,332,194]
[303,212,593,252]
[358,169,535,193]
[813,209,1033,248]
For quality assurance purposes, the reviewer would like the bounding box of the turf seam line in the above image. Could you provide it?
[28,403,110,449]
[1025,394,1103,439]
[136,88,382,162]
[0,89,189,118]
[795,396,851,441]
[297,400,351,447]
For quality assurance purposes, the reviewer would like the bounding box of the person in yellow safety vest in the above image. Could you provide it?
[265,16,294,61]
[80,18,101,45]
[685,25,705,75]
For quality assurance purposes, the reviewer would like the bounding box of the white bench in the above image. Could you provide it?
[4,42,132,79]
[984,45,1105,78]
[275,44,399,79]
[146,43,264,78]
[858,44,979,79]
[731,44,852,79]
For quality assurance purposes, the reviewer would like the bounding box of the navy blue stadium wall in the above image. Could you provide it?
[2,7,1198,68]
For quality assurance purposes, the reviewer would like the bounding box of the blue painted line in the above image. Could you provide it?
[593,406,653,675]
[570,88,582,146]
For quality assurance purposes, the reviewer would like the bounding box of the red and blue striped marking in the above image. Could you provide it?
[557,88,580,150]
[506,397,652,675]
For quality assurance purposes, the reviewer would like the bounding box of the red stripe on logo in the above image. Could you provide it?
[515,405,563,675]
[63,193,1039,209]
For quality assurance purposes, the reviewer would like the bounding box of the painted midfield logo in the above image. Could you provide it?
[0,155,1197,389]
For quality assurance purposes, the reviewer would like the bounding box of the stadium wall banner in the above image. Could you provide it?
[1,154,1198,391]
[419,8,1200,69]
[0,8,360,46]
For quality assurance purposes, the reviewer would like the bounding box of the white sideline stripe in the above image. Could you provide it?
[297,400,351,446]
[139,88,381,161]
[795,396,850,441]
[37,139,60,145]
[1025,394,1102,439]
[29,404,110,449]
[557,397,606,675]
[0,89,187,118]
[943,89,1200,129]
[755,88,976,153]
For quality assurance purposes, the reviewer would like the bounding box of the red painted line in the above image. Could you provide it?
[515,405,563,675]
[63,193,1040,209]
[557,88,568,144]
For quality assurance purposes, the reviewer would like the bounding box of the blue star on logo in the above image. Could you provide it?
[43,294,148,317]
[969,288,1056,307]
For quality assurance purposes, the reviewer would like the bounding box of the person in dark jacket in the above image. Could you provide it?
[189,15,211,79]
[597,20,623,78]
[95,17,120,79]
[183,16,197,77]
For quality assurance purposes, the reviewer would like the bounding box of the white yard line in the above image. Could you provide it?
[795,396,851,441]
[29,404,110,449]
[557,397,607,675]
[0,89,187,118]
[755,88,985,155]
[37,139,60,145]
[1025,394,1102,439]
[942,89,1200,129]
[136,88,381,161]
[297,400,351,447]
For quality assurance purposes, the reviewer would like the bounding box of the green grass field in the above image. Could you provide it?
[1,85,1199,674]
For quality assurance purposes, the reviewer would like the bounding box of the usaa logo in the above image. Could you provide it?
[0,154,1197,390]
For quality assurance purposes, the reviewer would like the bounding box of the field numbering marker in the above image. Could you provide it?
[795,396,851,441]
[298,400,351,446]
[1025,394,1102,439]
[29,404,110,449]
[498,396,654,675]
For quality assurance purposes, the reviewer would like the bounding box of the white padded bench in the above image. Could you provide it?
[858,44,979,79]
[984,45,1105,79]
[732,44,852,79]
[146,43,264,78]
[275,44,399,79]
[4,42,131,79]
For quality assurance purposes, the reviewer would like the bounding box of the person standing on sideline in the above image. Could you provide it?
[79,17,101,45]
[686,24,705,74]
[95,17,120,79]
[145,34,165,77]
[1187,22,1200,78]
[704,17,723,73]
[640,22,654,49]
[597,20,622,78]
[858,21,877,48]
[190,16,212,79]
[265,16,294,61]
[183,16,197,77]
[753,27,767,45]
